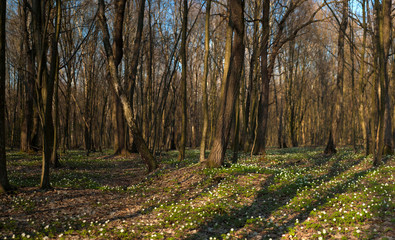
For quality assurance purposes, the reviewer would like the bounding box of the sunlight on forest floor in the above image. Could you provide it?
[0,148,394,239]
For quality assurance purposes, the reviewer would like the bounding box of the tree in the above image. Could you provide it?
[199,0,211,163]
[372,0,392,165]
[0,0,12,193]
[20,0,36,153]
[97,0,157,172]
[324,0,348,155]
[382,0,393,155]
[178,0,188,162]
[358,0,371,156]
[252,0,270,155]
[31,0,62,189]
[206,0,244,168]
[111,0,128,156]
[127,0,146,154]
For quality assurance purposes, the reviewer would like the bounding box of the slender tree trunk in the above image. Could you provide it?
[0,0,12,193]
[178,0,188,161]
[51,57,60,167]
[372,0,390,165]
[20,2,34,153]
[382,0,392,155]
[63,68,72,152]
[325,0,348,154]
[358,0,370,156]
[199,0,211,163]
[253,0,270,155]
[232,96,240,163]
[84,72,92,156]
[349,20,357,151]
[206,0,244,168]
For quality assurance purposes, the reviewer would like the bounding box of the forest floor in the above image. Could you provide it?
[0,147,394,240]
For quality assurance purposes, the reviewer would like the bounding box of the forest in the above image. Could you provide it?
[0,0,394,239]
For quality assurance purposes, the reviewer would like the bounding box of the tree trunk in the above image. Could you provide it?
[20,2,35,153]
[232,96,240,163]
[178,0,188,161]
[206,0,244,168]
[325,0,348,155]
[358,0,371,156]
[372,0,390,165]
[63,67,72,152]
[382,0,392,155]
[51,57,60,167]
[112,0,128,156]
[0,0,12,193]
[253,0,270,155]
[199,0,211,163]
[31,0,59,190]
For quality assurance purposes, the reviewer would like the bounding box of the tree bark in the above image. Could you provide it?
[20,1,35,153]
[178,0,188,162]
[51,56,60,167]
[0,0,12,193]
[382,0,392,155]
[358,0,370,156]
[325,0,348,155]
[112,0,128,156]
[372,0,390,165]
[206,0,244,168]
[199,0,211,163]
[252,0,270,155]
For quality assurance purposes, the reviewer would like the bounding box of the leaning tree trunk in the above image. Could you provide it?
[98,0,157,172]
[206,0,244,168]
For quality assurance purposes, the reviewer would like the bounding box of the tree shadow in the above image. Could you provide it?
[186,152,368,239]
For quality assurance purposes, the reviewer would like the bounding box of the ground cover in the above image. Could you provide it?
[0,148,393,239]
